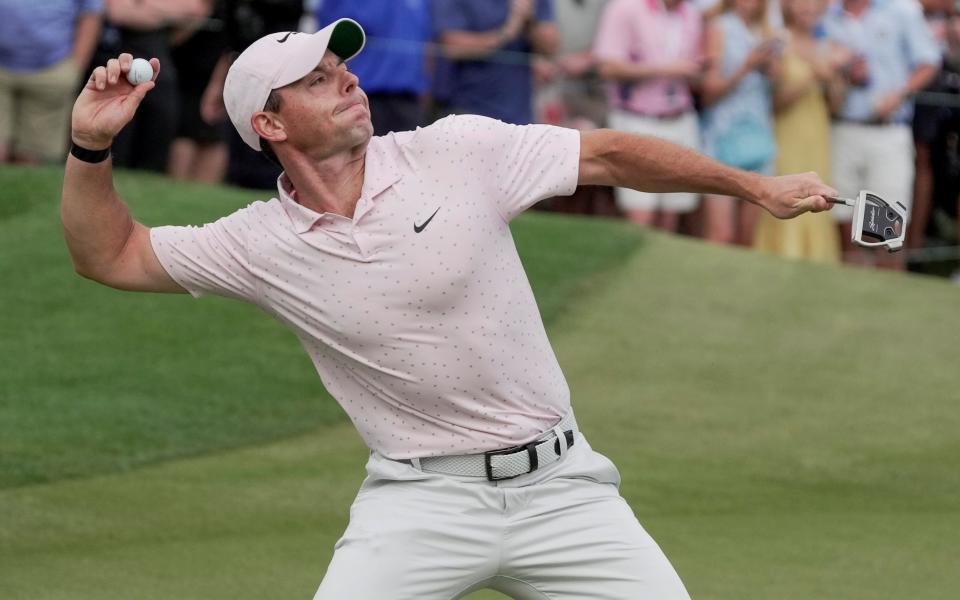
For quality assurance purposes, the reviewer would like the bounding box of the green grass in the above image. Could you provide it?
[2,166,958,600]
[554,238,960,600]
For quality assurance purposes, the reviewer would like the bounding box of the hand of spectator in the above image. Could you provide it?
[743,43,778,73]
[509,0,535,24]
[931,21,948,47]
[759,50,784,80]
[949,15,960,49]
[71,54,159,150]
[873,89,906,122]
[200,79,226,125]
[559,52,596,77]
[828,44,855,71]
[106,0,209,31]
[664,59,703,80]
[502,0,535,41]
[844,55,870,87]
[758,172,838,219]
[810,57,836,85]
[532,57,560,86]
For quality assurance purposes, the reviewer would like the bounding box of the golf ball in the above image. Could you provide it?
[126,58,153,85]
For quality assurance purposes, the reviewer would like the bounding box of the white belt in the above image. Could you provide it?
[410,412,578,481]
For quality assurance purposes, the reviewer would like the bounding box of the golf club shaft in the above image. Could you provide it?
[826,197,856,206]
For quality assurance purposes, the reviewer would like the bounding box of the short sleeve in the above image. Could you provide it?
[431,0,470,34]
[899,3,941,68]
[688,9,705,61]
[535,0,555,22]
[78,0,104,14]
[593,0,634,62]
[149,207,260,302]
[412,115,580,221]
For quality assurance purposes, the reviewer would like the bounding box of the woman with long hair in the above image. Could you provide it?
[700,0,781,245]
[752,0,847,262]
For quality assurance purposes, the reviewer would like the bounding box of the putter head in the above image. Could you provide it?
[850,190,906,253]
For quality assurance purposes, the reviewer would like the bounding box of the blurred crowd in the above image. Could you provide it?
[3,0,960,276]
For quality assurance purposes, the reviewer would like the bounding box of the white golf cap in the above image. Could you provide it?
[224,18,366,151]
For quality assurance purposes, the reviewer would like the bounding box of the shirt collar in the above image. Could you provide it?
[275,137,404,234]
[359,135,403,202]
[277,173,323,234]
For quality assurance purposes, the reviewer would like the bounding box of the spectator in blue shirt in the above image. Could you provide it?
[0,0,104,163]
[432,0,560,125]
[823,0,940,268]
[315,0,431,135]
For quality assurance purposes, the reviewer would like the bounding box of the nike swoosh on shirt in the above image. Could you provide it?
[413,208,440,233]
[277,32,296,43]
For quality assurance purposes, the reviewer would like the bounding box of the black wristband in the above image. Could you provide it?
[70,142,111,164]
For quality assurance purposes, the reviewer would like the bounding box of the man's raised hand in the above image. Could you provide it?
[71,54,160,151]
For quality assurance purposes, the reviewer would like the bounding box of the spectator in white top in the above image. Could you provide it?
[823,0,940,269]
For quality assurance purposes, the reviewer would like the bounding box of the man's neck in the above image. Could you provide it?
[281,144,368,219]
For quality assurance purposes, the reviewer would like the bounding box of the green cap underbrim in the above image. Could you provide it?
[328,20,365,61]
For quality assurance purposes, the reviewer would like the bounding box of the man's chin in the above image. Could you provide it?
[341,105,373,133]
[355,118,374,140]
[344,122,374,151]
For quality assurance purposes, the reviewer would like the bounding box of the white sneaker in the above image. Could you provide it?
[951,270,960,286]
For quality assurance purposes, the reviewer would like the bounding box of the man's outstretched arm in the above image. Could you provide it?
[578,129,837,219]
[62,53,184,293]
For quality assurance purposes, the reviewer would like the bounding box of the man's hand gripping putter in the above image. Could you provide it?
[827,191,907,252]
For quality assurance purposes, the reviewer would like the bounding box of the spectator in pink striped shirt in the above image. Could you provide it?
[594,0,705,232]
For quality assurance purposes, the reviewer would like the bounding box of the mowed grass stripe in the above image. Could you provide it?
[560,235,959,516]
[550,234,959,599]
[0,426,366,600]
[0,166,641,488]
[2,232,958,599]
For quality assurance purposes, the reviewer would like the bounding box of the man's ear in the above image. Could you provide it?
[251,111,288,144]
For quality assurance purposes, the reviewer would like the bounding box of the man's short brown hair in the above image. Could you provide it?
[259,89,283,166]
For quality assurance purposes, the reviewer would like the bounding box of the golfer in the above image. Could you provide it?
[62,19,836,600]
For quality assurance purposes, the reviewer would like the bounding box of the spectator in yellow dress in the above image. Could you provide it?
[753,0,846,262]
